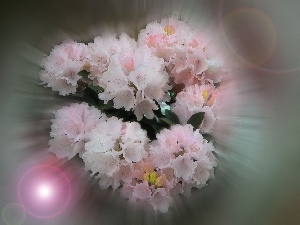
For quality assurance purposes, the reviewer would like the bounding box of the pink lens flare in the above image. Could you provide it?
[37,184,53,199]
[18,165,72,218]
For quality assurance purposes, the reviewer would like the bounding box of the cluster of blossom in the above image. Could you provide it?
[49,103,216,212]
[138,17,227,86]
[42,16,228,213]
[171,84,218,133]
[40,41,88,96]
[40,17,226,121]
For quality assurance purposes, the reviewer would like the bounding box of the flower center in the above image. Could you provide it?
[143,171,164,187]
[164,25,175,35]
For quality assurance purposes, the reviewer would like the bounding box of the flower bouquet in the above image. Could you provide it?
[40,16,228,213]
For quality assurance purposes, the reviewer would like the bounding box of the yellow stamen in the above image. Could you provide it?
[155,176,165,187]
[143,171,165,187]
[149,171,157,184]
[164,25,175,35]
[202,90,208,101]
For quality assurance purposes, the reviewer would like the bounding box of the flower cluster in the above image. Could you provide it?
[42,16,228,213]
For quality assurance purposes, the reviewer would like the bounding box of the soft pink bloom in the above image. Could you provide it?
[148,124,216,190]
[86,33,120,80]
[83,118,149,186]
[153,124,203,155]
[150,144,173,168]
[49,135,84,160]
[120,184,134,199]
[134,91,159,121]
[98,175,113,190]
[82,151,119,177]
[40,41,88,95]
[96,45,169,119]
[114,162,134,184]
[200,106,216,133]
[132,181,152,200]
[170,153,197,180]
[193,159,212,185]
[150,188,173,213]
[203,58,228,83]
[171,84,216,133]
[49,103,106,159]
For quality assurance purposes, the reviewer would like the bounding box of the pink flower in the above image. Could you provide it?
[132,181,152,200]
[170,153,197,180]
[49,135,84,160]
[200,106,216,133]
[83,118,149,185]
[149,124,216,189]
[134,91,159,121]
[171,84,216,133]
[86,33,120,79]
[40,41,88,95]
[153,124,203,155]
[120,184,134,199]
[49,103,106,159]
[150,189,173,213]
[82,151,119,177]
[114,162,134,184]
[97,45,169,119]
[193,159,212,185]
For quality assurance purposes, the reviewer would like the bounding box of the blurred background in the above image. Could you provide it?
[0,0,299,224]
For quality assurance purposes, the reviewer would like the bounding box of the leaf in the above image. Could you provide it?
[101,100,114,110]
[113,110,127,119]
[140,120,157,140]
[187,112,205,130]
[159,118,175,126]
[202,133,214,142]
[82,87,99,107]
[78,70,89,78]
[164,109,180,124]
[150,123,160,131]
[169,90,176,98]
[89,85,104,93]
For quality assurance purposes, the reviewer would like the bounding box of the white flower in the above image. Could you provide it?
[134,91,159,121]
[171,153,197,180]
[40,41,88,95]
[82,151,119,177]
[132,181,152,200]
[150,189,172,213]
[200,106,216,133]
[49,135,83,160]
[193,159,211,185]
[49,103,106,159]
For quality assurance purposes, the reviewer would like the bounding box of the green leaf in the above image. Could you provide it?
[89,85,104,93]
[150,124,161,133]
[82,87,99,107]
[101,103,114,110]
[139,120,157,140]
[159,117,175,126]
[202,133,214,142]
[164,109,180,124]
[187,112,205,130]
[169,90,176,98]
[113,110,127,119]
[78,70,89,78]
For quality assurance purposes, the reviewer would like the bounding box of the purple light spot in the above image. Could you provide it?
[18,165,71,218]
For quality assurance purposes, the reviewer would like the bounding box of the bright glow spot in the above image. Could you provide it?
[37,185,52,199]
